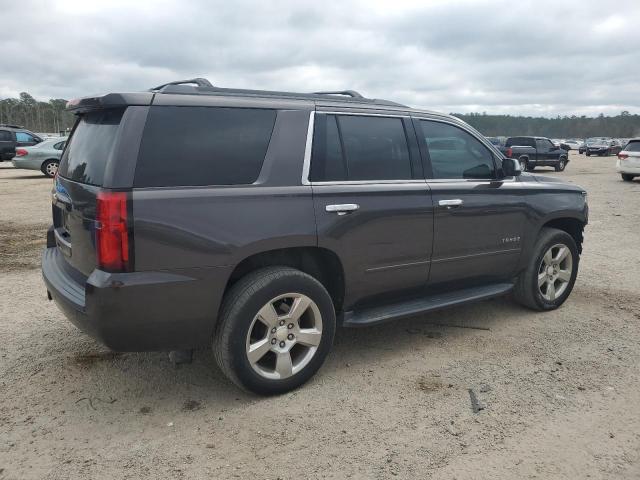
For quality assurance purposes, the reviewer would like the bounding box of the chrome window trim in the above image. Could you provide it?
[301,110,415,186]
[301,109,512,186]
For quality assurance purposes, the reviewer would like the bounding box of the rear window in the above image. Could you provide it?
[624,141,640,152]
[134,106,277,187]
[505,137,535,148]
[58,108,124,186]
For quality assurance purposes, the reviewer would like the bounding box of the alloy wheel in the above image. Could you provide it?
[538,243,573,301]
[245,293,323,380]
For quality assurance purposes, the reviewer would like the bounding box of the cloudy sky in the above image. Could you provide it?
[1,0,638,117]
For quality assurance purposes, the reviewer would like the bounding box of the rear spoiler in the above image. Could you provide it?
[66,92,153,113]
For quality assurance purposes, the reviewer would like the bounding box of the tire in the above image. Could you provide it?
[555,158,567,172]
[585,152,591,157]
[214,267,336,395]
[621,174,635,182]
[518,157,528,172]
[513,227,579,311]
[41,159,59,178]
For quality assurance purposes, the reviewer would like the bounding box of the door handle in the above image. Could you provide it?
[438,199,464,208]
[325,203,360,215]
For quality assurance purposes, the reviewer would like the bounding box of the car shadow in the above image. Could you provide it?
[10,174,48,180]
[49,295,529,410]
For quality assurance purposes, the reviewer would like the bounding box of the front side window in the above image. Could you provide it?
[54,141,65,150]
[135,106,276,187]
[310,114,413,181]
[420,120,496,179]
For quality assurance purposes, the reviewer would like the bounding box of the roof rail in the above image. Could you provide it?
[0,124,23,129]
[312,90,364,99]
[150,78,214,92]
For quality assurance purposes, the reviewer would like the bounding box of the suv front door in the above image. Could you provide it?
[308,112,434,307]
[416,118,526,286]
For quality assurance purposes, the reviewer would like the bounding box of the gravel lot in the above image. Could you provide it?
[1,153,639,479]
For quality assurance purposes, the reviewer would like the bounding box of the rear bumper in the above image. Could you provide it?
[42,247,231,351]
[617,159,640,175]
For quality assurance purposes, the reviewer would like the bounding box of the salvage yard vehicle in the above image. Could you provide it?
[617,139,640,181]
[585,139,622,156]
[42,79,588,395]
[502,136,569,172]
[11,137,67,177]
[0,124,43,161]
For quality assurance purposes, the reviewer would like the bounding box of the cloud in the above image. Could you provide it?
[0,0,638,117]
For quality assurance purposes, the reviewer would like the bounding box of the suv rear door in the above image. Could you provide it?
[416,118,526,286]
[309,111,433,307]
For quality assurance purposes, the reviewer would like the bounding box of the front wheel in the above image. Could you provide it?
[41,159,59,178]
[513,228,579,311]
[621,174,635,182]
[555,158,567,172]
[214,267,336,395]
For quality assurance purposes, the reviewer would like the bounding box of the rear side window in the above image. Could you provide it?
[0,130,11,141]
[59,108,124,186]
[624,141,640,152]
[310,114,413,182]
[134,106,276,187]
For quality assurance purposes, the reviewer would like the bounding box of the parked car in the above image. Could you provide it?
[617,139,640,181]
[502,136,569,172]
[0,124,43,161]
[562,139,584,150]
[585,139,622,156]
[11,137,67,177]
[43,79,588,394]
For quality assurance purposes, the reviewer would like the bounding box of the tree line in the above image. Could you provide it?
[0,93,75,134]
[2,91,639,139]
[453,111,640,139]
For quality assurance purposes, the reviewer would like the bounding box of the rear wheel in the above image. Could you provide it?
[555,158,567,172]
[514,228,579,311]
[41,159,59,178]
[214,267,336,395]
[519,157,528,171]
[621,174,635,182]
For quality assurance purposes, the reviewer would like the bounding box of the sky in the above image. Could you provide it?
[1,0,638,117]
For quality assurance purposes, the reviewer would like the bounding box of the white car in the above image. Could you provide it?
[563,139,584,150]
[617,139,640,182]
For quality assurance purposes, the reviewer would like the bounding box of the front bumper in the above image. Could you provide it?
[42,246,230,351]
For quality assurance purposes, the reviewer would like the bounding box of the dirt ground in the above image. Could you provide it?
[1,153,639,479]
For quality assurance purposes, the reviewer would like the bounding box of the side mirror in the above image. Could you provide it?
[502,157,521,177]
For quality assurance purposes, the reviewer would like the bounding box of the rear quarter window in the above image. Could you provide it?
[58,108,124,186]
[134,106,277,187]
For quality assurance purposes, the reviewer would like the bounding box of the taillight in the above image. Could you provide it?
[618,153,628,160]
[96,191,131,272]
[506,147,512,158]
[15,148,28,157]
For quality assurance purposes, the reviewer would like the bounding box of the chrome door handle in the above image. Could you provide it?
[325,203,360,215]
[438,199,464,208]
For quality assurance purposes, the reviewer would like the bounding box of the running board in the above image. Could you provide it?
[341,283,514,327]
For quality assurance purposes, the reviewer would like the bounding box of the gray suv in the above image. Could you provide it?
[42,79,588,394]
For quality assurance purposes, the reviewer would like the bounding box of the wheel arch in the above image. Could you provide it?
[540,217,585,254]
[223,247,346,314]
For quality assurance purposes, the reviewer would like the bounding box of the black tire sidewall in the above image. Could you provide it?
[222,271,336,395]
[41,160,58,178]
[528,231,579,310]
